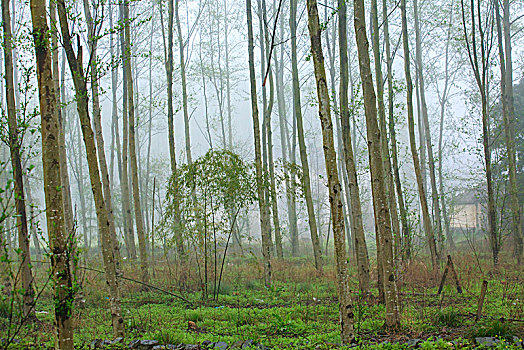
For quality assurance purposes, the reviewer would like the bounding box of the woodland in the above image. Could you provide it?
[0,0,523,348]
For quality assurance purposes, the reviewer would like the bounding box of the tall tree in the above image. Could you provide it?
[495,0,522,264]
[175,0,193,165]
[383,0,410,259]
[2,0,35,319]
[400,0,439,271]
[30,0,74,345]
[413,0,443,255]
[246,0,272,287]
[290,0,323,271]
[82,0,122,270]
[354,0,401,329]
[338,0,370,296]
[56,0,124,336]
[122,0,149,283]
[306,0,353,341]
[119,2,137,260]
[460,0,498,265]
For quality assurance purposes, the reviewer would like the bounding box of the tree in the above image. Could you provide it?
[290,0,323,271]
[305,0,353,342]
[123,0,149,283]
[246,0,272,287]
[400,0,439,271]
[337,0,370,296]
[494,0,522,264]
[354,0,401,329]
[460,0,498,265]
[2,0,35,319]
[413,0,443,256]
[383,0,410,260]
[30,0,74,345]
[56,0,124,336]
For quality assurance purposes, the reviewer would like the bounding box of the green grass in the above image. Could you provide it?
[1,257,523,349]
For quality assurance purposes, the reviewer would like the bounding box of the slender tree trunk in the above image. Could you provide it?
[383,0,410,260]
[82,0,122,271]
[2,0,35,318]
[496,0,521,264]
[338,0,370,297]
[74,119,90,252]
[122,0,149,284]
[24,175,41,263]
[400,0,439,271]
[246,0,272,287]
[354,0,401,329]
[275,23,298,257]
[370,0,401,261]
[175,0,193,165]
[30,0,74,345]
[119,2,137,260]
[56,0,125,336]
[413,0,443,258]
[224,0,233,149]
[162,0,184,257]
[438,1,455,251]
[109,4,132,258]
[306,0,353,342]
[460,0,498,265]
[290,0,322,272]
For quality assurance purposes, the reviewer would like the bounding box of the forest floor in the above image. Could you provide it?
[1,253,523,349]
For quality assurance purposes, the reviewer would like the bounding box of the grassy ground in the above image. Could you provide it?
[1,254,523,349]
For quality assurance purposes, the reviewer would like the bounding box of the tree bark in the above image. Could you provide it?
[56,0,125,336]
[338,0,370,297]
[30,0,74,345]
[306,0,353,342]
[354,0,401,329]
[246,0,272,287]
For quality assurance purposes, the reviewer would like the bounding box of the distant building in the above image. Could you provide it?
[450,189,484,230]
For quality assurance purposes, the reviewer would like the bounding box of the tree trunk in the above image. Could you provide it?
[338,0,370,297]
[246,0,272,287]
[122,0,149,284]
[460,0,498,266]
[56,0,125,336]
[496,0,522,264]
[175,0,193,165]
[306,0,353,342]
[353,0,401,329]
[30,0,74,345]
[48,0,75,262]
[2,0,35,318]
[400,0,439,271]
[290,0,323,272]
[119,2,137,260]
[162,0,184,257]
[413,0,443,257]
[383,0,410,260]
[82,0,122,271]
